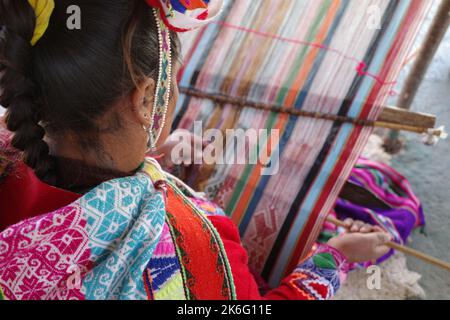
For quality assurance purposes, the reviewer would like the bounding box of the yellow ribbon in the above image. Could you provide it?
[27,0,55,46]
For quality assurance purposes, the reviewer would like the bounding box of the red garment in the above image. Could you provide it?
[0,162,345,300]
[208,215,315,300]
[0,162,80,231]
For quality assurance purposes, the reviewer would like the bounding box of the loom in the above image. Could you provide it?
[174,0,442,287]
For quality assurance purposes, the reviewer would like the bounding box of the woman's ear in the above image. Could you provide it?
[130,77,155,128]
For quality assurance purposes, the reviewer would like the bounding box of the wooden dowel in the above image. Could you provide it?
[374,121,440,135]
[326,216,450,272]
[180,87,439,135]
[378,105,436,129]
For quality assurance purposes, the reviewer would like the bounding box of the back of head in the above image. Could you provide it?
[0,0,179,185]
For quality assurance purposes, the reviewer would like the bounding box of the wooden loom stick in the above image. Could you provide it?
[326,216,450,272]
[378,105,436,129]
[180,87,440,136]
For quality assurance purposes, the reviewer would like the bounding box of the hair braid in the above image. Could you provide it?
[0,0,56,184]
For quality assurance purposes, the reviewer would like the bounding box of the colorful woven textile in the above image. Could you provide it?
[289,244,349,300]
[0,160,235,300]
[333,158,424,263]
[175,0,431,286]
[144,181,236,300]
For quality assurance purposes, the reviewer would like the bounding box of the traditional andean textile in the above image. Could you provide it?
[0,149,351,300]
[174,0,432,286]
[322,157,425,265]
[0,160,236,300]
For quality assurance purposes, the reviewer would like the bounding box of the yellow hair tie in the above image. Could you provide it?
[28,0,55,46]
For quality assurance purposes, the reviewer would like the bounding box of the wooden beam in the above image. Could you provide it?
[180,87,438,134]
[379,105,436,129]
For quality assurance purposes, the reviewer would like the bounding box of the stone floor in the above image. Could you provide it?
[390,78,450,300]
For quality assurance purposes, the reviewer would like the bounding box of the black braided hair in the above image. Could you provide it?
[0,0,56,184]
[0,0,180,186]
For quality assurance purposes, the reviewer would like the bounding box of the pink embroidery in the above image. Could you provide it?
[153,223,176,256]
[0,206,91,300]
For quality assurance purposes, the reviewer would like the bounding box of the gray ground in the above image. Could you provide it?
[387,4,450,298]
[390,78,450,300]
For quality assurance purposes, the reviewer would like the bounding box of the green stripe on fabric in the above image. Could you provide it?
[226,0,334,217]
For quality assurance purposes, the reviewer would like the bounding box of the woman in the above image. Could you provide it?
[0,0,392,300]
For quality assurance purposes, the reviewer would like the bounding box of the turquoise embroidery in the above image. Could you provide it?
[81,172,166,300]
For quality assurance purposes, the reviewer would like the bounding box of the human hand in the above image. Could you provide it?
[327,218,393,263]
[150,129,208,172]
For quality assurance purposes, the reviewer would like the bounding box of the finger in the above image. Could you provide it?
[373,226,384,233]
[374,244,391,258]
[360,223,375,233]
[343,218,354,228]
[350,220,365,232]
[202,138,213,148]
[188,148,204,167]
[191,133,204,146]
[374,232,393,245]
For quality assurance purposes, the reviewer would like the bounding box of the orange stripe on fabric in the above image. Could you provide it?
[166,186,231,300]
[284,0,341,106]
[283,0,425,276]
[231,1,342,225]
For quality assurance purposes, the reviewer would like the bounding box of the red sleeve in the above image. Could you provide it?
[207,215,263,300]
[207,215,348,300]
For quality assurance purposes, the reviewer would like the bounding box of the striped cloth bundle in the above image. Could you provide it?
[174,0,432,287]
